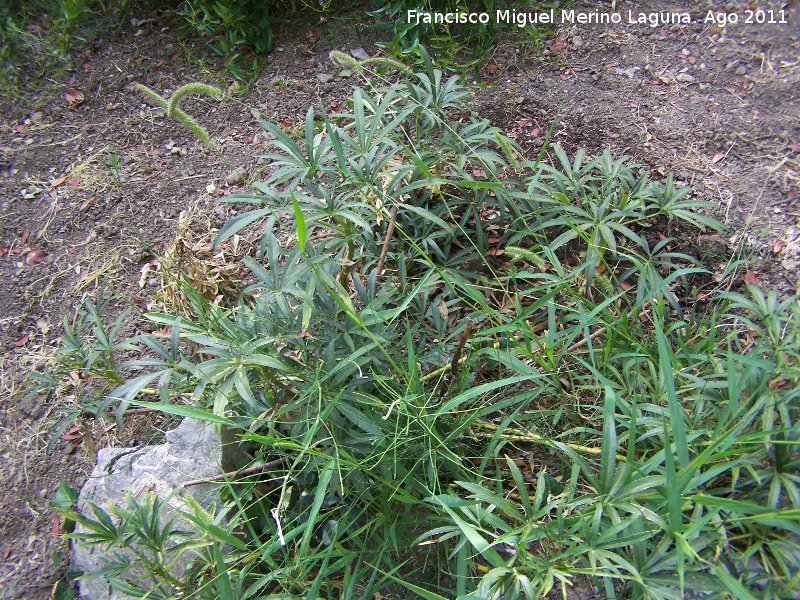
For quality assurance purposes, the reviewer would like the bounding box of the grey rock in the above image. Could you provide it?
[317,72,334,84]
[571,35,583,48]
[350,47,370,61]
[735,65,747,75]
[226,168,247,186]
[72,419,224,600]
[725,59,740,72]
[615,66,641,79]
[676,73,696,83]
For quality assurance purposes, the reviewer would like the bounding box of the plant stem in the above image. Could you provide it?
[182,457,287,487]
[376,204,399,277]
[450,319,473,381]
[472,422,625,461]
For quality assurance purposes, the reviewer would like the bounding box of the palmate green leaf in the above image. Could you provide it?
[214,207,272,249]
[399,203,452,232]
[383,571,450,600]
[52,481,78,512]
[433,374,541,419]
[109,580,161,599]
[106,370,165,426]
[212,541,234,600]
[125,399,235,426]
[506,457,532,517]
[299,457,336,558]
[290,190,307,253]
[426,495,506,569]
[322,111,349,176]
[599,385,619,495]
[649,305,689,465]
[714,566,759,600]
[456,481,525,524]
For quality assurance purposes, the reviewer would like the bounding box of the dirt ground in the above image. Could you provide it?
[1,0,798,597]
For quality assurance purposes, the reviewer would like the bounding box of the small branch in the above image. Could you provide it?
[565,326,607,354]
[450,319,474,380]
[182,457,286,488]
[472,422,625,461]
[375,204,399,276]
[420,354,467,384]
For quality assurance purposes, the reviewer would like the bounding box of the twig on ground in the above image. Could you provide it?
[375,204,399,276]
[182,456,286,488]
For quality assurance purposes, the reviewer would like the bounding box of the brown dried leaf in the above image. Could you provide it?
[65,89,85,108]
[712,152,725,164]
[79,195,98,211]
[26,248,48,265]
[50,175,67,187]
[744,270,758,285]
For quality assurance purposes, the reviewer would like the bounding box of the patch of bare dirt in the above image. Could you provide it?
[0,0,797,597]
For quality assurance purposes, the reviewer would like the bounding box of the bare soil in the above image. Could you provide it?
[0,0,798,597]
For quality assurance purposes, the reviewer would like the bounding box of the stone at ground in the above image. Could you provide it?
[350,47,370,61]
[225,168,247,186]
[317,72,334,84]
[72,419,223,600]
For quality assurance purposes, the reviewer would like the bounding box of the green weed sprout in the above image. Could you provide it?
[329,50,411,75]
[134,82,223,146]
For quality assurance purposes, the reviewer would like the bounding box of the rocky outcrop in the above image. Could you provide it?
[72,419,223,600]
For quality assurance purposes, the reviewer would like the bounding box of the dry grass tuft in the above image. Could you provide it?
[155,205,253,316]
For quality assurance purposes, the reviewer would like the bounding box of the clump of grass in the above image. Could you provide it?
[39,60,800,600]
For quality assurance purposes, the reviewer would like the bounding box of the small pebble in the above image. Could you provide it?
[226,169,246,186]
[350,47,370,61]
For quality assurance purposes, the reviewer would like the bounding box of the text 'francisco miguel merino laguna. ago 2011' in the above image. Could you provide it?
[405,8,787,28]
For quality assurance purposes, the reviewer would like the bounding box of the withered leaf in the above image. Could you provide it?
[65,89,85,108]
[26,248,48,265]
